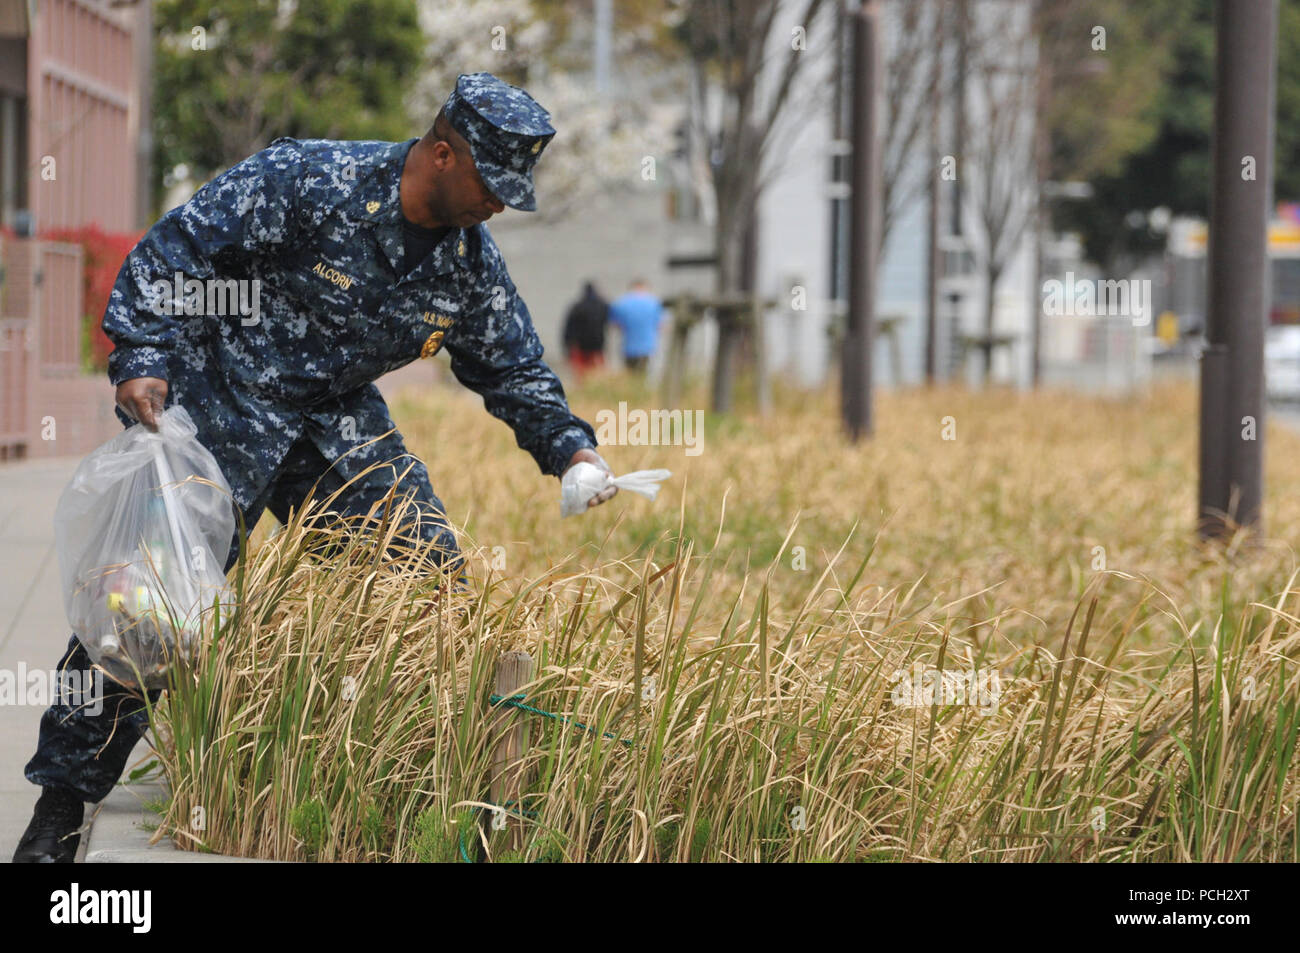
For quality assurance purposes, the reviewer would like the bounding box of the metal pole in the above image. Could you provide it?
[924,0,945,385]
[828,0,850,308]
[594,0,612,96]
[1198,0,1277,539]
[951,0,967,238]
[135,0,154,227]
[925,166,939,384]
[1030,2,1048,389]
[843,0,882,440]
[945,0,969,384]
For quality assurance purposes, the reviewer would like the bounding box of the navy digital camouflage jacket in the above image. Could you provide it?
[102,137,597,512]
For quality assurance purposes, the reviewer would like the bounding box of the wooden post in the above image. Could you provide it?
[488,650,533,854]
[661,295,694,410]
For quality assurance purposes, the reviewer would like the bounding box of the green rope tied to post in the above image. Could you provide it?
[458,801,538,864]
[489,692,635,748]
[460,693,636,862]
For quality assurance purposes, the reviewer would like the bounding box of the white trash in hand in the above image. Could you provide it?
[560,461,673,517]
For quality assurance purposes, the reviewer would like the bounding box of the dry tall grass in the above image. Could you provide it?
[141,375,1300,861]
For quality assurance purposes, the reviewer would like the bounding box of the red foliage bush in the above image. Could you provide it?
[41,224,143,371]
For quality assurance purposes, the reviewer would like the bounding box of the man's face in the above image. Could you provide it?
[432,136,506,227]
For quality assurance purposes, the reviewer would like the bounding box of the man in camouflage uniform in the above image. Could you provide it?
[14,72,615,862]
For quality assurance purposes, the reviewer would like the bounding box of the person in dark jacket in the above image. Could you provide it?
[13,71,619,864]
[563,281,608,380]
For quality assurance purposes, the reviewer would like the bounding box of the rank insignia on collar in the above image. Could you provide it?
[457,239,466,257]
[366,200,381,213]
[531,139,542,154]
[421,330,445,358]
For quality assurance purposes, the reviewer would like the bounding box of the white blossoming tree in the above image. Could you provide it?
[411,0,681,220]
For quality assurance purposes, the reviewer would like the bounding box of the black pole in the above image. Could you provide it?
[924,0,944,385]
[951,0,967,238]
[843,0,882,441]
[1198,0,1277,539]
[1030,1,1048,390]
[829,0,850,307]
[924,133,940,385]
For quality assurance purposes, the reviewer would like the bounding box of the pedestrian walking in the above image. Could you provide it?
[563,281,609,380]
[608,279,664,373]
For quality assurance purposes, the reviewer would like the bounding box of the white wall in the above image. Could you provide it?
[753,0,1042,391]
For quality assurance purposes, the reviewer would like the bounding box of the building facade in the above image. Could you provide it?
[0,0,149,459]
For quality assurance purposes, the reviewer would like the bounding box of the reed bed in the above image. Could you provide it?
[140,375,1300,861]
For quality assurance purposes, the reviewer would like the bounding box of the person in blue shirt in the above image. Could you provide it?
[13,72,617,863]
[608,279,664,373]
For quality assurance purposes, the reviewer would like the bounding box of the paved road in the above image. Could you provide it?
[1270,401,1300,433]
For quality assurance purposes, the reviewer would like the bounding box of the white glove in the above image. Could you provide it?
[561,462,673,517]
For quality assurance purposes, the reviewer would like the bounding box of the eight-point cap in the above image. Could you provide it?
[442,72,556,212]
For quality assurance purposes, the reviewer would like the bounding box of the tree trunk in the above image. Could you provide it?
[982,264,1000,385]
[925,88,941,384]
[712,199,744,413]
[711,154,759,414]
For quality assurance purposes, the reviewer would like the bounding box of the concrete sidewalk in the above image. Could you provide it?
[0,456,86,859]
[82,779,269,862]
[0,452,296,864]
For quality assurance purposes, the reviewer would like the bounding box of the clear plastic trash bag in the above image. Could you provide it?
[54,406,236,690]
[560,461,673,517]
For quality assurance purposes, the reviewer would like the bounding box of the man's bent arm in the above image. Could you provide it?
[103,139,306,386]
[445,265,597,478]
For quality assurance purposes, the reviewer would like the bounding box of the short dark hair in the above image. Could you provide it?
[429,109,465,153]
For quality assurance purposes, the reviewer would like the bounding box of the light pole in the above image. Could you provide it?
[843,0,883,441]
[1198,0,1277,539]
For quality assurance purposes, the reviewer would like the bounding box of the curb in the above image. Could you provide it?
[83,779,273,863]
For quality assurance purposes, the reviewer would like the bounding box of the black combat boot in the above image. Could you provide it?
[12,786,85,863]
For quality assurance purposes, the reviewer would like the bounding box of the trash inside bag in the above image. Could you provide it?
[54,406,235,690]
[561,461,673,517]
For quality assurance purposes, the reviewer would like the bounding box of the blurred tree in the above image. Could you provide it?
[960,0,1037,385]
[1042,0,1173,186]
[1056,0,1300,271]
[1023,0,1175,383]
[407,0,680,220]
[1278,0,1300,201]
[152,0,423,209]
[950,0,1171,384]
[669,0,834,412]
[880,0,952,258]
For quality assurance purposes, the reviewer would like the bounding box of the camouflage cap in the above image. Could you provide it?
[443,72,555,212]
